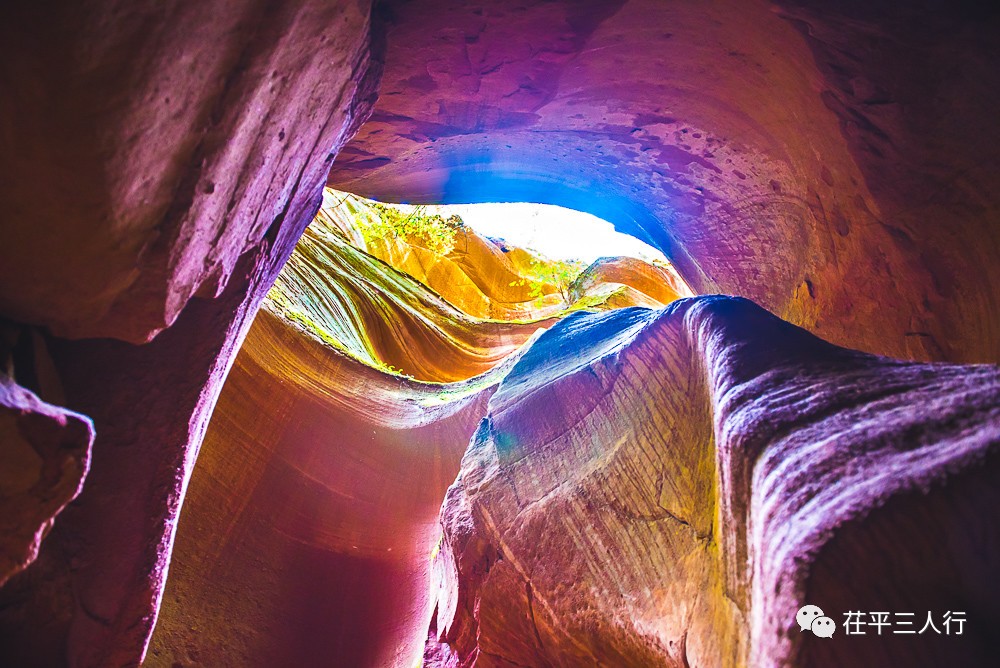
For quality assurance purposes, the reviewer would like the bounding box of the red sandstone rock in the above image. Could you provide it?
[428,297,1000,667]
[0,0,378,343]
[266,192,561,382]
[571,256,692,309]
[331,0,1000,365]
[0,1,998,667]
[0,375,93,588]
[0,0,381,663]
[147,308,519,667]
[146,187,682,662]
[0,245,302,666]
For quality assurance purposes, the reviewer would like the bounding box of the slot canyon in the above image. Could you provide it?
[1,0,999,666]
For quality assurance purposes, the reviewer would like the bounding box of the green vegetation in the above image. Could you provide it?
[353,200,464,255]
[265,191,605,384]
[565,290,612,312]
[510,257,588,303]
[269,291,416,378]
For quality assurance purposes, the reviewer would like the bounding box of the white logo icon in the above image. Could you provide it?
[797,604,835,638]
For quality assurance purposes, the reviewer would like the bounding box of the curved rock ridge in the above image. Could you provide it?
[570,256,694,311]
[267,220,545,383]
[428,296,1000,667]
[369,228,569,321]
[320,188,692,322]
[0,2,998,668]
[0,0,379,344]
[147,293,534,667]
[326,190,569,321]
[147,185,695,664]
[265,188,688,382]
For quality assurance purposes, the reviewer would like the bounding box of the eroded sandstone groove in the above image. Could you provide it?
[428,297,1000,667]
[147,188,688,665]
[0,0,998,666]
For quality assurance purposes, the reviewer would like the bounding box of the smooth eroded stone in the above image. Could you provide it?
[0,0,377,343]
[265,189,686,382]
[0,1,380,664]
[0,376,94,588]
[429,296,1000,667]
[146,190,696,665]
[332,0,1000,364]
[147,307,522,667]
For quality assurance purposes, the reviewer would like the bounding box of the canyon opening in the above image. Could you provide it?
[1,1,999,667]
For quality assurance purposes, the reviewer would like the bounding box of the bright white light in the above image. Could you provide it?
[420,202,666,263]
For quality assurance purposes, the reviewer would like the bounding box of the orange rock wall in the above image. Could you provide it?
[0,0,381,664]
[147,185,692,663]
[0,1,998,667]
[148,310,504,667]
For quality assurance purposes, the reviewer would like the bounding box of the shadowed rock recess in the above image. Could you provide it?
[0,1,999,667]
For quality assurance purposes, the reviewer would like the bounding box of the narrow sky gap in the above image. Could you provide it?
[388,201,668,264]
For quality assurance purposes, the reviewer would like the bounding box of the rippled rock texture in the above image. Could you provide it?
[147,188,686,665]
[148,306,508,667]
[429,296,1000,667]
[332,0,1000,365]
[0,0,999,666]
[264,189,686,381]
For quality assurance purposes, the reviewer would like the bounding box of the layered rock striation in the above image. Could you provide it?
[264,189,686,382]
[148,305,515,667]
[428,296,1000,667]
[147,186,691,665]
[0,1,998,667]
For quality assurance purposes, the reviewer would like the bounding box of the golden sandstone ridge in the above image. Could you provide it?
[0,1,999,667]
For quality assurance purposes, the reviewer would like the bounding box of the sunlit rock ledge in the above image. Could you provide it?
[262,188,689,382]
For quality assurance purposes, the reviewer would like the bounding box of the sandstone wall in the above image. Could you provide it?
[0,1,997,666]
[0,0,380,664]
[331,0,1000,364]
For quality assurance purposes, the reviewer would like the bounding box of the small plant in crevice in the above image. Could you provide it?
[510,257,588,304]
[353,200,464,255]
